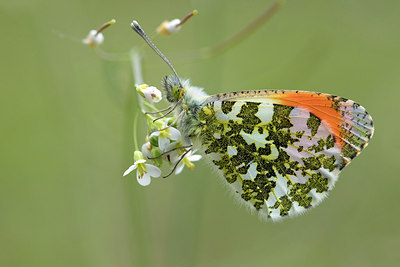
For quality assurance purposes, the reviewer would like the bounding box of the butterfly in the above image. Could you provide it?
[161,75,374,220]
[130,20,374,220]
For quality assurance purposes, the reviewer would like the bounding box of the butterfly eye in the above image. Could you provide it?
[162,75,185,103]
[172,85,185,101]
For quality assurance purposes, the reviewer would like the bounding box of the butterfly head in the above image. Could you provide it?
[162,75,186,103]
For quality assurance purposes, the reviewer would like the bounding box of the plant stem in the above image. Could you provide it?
[127,46,151,267]
[204,0,285,57]
[133,112,139,151]
[130,48,144,85]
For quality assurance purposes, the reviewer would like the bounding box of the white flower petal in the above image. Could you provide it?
[188,155,202,162]
[165,19,182,33]
[135,159,146,165]
[142,86,162,103]
[141,142,151,158]
[167,151,180,164]
[159,137,170,151]
[83,30,104,47]
[145,164,161,178]
[150,131,160,138]
[164,141,177,151]
[123,164,137,176]
[175,163,185,175]
[168,127,181,141]
[137,172,151,186]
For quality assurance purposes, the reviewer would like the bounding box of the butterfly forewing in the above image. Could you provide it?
[196,90,373,220]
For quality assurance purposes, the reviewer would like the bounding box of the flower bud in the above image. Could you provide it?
[136,84,162,103]
[157,19,182,36]
[149,135,159,147]
[82,30,104,47]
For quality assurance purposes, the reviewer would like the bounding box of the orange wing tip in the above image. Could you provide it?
[275,91,373,154]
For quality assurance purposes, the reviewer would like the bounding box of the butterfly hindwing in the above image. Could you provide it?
[196,90,373,220]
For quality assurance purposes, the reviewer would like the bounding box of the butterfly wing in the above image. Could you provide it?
[196,90,373,220]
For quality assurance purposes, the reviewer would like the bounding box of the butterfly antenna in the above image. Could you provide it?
[131,20,183,88]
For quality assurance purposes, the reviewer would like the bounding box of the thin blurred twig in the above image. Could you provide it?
[203,0,285,58]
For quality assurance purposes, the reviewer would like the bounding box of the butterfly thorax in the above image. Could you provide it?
[161,75,208,138]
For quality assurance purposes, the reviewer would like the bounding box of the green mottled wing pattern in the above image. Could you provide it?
[196,97,371,220]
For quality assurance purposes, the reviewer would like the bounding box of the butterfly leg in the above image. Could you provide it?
[163,147,193,178]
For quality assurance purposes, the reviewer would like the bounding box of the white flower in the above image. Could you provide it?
[175,150,202,175]
[150,122,181,151]
[141,142,152,158]
[123,151,161,186]
[83,19,115,47]
[82,30,104,47]
[142,86,162,102]
[157,10,198,36]
[161,141,181,164]
[157,19,182,35]
[136,84,162,103]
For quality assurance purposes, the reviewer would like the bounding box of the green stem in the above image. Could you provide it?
[127,46,151,267]
[130,48,144,85]
[142,100,163,114]
[130,48,144,151]
[130,48,145,111]
[133,112,139,151]
[129,48,162,116]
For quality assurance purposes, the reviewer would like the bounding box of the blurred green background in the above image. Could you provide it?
[1,0,399,266]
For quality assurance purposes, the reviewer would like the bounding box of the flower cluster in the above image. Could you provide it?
[83,14,201,186]
[123,84,202,186]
